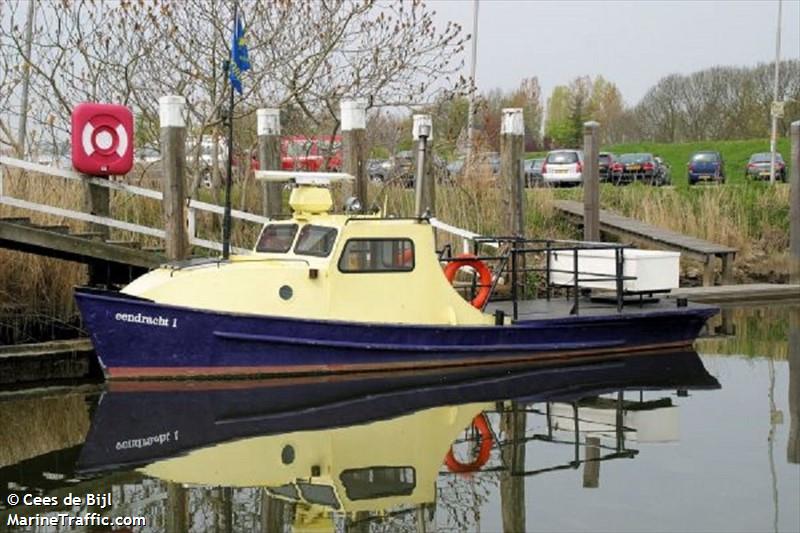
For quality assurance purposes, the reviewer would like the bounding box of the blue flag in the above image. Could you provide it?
[230,12,251,95]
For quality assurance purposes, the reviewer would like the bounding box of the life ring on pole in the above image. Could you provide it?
[445,413,494,474]
[443,254,492,309]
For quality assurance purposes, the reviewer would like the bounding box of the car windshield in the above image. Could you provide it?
[692,152,719,162]
[750,153,781,162]
[546,152,578,164]
[599,154,613,163]
[619,153,652,164]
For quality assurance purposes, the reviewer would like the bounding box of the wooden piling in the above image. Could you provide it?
[790,120,800,284]
[500,402,526,533]
[789,307,799,464]
[583,436,601,488]
[583,121,600,242]
[500,108,525,236]
[413,114,434,216]
[159,96,189,261]
[341,99,368,208]
[257,108,282,218]
[82,178,109,240]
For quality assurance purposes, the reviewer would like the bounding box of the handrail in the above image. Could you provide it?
[0,156,266,253]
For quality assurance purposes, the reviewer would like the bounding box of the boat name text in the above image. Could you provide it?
[115,430,179,451]
[114,312,177,328]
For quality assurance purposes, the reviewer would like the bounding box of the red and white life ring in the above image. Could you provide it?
[443,253,492,309]
[444,413,494,473]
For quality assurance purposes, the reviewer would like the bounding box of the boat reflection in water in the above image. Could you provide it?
[77,350,719,531]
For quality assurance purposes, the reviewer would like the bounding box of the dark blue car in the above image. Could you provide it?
[687,151,725,185]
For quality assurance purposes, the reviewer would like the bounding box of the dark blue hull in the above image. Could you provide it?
[74,287,717,379]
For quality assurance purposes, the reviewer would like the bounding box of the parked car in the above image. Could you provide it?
[598,152,616,182]
[367,159,391,182]
[687,151,725,185]
[524,158,544,187]
[281,135,342,172]
[541,149,583,186]
[609,153,660,185]
[654,156,671,186]
[745,152,786,182]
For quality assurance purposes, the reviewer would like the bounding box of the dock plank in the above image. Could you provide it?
[669,284,800,304]
[554,200,737,255]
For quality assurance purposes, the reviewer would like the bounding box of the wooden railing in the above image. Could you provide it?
[0,156,269,255]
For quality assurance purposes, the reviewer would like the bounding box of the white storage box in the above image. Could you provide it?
[548,248,680,292]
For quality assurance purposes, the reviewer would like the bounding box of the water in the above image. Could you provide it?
[0,306,798,533]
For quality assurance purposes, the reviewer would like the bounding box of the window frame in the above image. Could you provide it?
[255,223,299,254]
[293,224,339,258]
[337,238,416,274]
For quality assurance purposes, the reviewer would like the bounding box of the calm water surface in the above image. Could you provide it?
[0,305,798,533]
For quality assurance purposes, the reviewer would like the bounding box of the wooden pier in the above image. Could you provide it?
[555,199,737,286]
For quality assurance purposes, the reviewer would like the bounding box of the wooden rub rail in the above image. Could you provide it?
[555,200,737,286]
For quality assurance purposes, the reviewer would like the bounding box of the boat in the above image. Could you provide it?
[75,350,718,473]
[74,172,718,379]
[70,351,718,525]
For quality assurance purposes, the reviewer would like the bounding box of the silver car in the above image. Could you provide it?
[542,149,583,186]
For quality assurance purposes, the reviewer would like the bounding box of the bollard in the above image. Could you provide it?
[500,108,525,237]
[257,108,282,218]
[583,121,600,242]
[159,95,189,261]
[340,99,368,208]
[413,114,434,217]
[791,120,800,283]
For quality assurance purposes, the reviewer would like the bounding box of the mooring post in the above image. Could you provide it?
[257,108,282,218]
[583,121,600,242]
[340,99,368,208]
[500,402,526,532]
[159,95,189,261]
[790,120,800,284]
[413,114,434,217]
[500,108,525,236]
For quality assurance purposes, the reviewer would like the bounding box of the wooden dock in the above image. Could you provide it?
[0,339,96,385]
[555,200,737,286]
[669,283,800,304]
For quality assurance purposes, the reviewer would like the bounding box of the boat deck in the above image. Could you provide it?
[486,296,702,321]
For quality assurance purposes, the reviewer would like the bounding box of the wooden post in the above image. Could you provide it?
[413,114,434,216]
[583,121,600,242]
[83,177,110,239]
[165,482,187,533]
[790,120,800,284]
[583,436,601,488]
[500,402,526,533]
[788,308,799,464]
[257,108,282,218]
[500,108,525,236]
[341,99,368,208]
[159,95,189,261]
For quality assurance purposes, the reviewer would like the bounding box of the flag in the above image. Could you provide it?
[229,12,251,95]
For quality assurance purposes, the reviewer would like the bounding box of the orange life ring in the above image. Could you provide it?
[445,413,493,473]
[443,254,492,309]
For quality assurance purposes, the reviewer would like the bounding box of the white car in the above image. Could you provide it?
[542,149,583,185]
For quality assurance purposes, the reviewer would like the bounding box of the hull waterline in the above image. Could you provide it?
[74,288,717,379]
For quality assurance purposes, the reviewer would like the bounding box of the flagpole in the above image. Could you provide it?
[222,3,237,260]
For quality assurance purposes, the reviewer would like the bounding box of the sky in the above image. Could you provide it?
[431,0,800,106]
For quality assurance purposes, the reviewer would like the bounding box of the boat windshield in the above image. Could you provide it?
[256,224,298,253]
[296,482,340,509]
[294,225,338,257]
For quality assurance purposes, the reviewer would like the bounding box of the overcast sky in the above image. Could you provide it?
[432,0,800,106]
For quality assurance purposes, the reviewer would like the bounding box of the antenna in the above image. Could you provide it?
[255,170,354,186]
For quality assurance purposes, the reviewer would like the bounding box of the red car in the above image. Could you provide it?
[250,136,342,172]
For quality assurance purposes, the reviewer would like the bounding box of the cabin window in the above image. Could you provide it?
[294,225,338,257]
[340,467,416,501]
[338,239,415,273]
[256,224,298,253]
